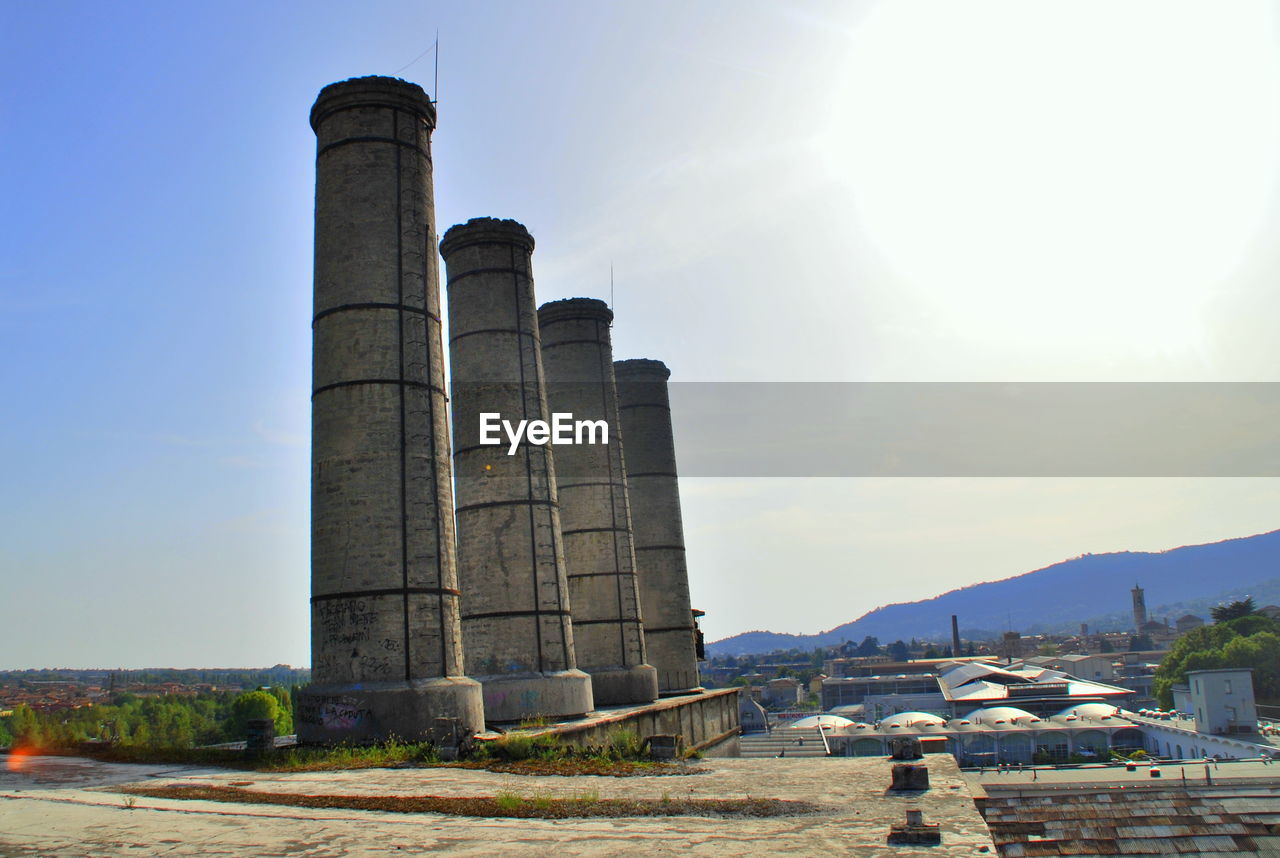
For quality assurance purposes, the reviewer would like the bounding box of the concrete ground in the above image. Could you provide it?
[0,753,997,856]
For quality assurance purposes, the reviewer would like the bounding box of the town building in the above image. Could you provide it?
[762,677,804,709]
[1022,653,1115,682]
[1188,668,1258,736]
[1175,614,1205,633]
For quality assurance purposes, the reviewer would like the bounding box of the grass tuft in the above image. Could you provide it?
[494,789,523,812]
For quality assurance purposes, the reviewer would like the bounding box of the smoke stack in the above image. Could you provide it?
[441,217,594,722]
[300,76,484,744]
[537,298,658,705]
[950,615,961,657]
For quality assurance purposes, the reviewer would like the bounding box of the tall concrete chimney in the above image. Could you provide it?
[441,218,594,722]
[537,299,659,705]
[301,76,482,743]
[950,615,961,658]
[613,359,702,694]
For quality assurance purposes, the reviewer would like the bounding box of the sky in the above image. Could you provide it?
[6,1,1280,667]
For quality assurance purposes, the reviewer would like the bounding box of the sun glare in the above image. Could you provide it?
[823,0,1280,365]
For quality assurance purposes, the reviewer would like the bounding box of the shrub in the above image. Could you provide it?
[493,734,535,760]
[605,729,643,761]
[494,790,522,812]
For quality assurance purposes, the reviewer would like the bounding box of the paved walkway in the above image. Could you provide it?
[0,753,996,856]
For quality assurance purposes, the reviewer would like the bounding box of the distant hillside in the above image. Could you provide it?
[707,529,1280,656]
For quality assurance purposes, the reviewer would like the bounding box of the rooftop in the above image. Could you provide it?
[939,660,1133,705]
[0,753,996,856]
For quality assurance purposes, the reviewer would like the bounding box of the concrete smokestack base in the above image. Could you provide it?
[298,678,485,745]
[477,671,596,724]
[576,666,660,706]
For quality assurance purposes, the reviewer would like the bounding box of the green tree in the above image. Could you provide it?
[225,690,283,740]
[1098,638,1115,653]
[887,640,909,661]
[1211,596,1258,623]
[1154,613,1280,706]
[269,687,294,735]
[0,717,12,748]
[8,704,41,748]
[855,636,881,657]
[1129,634,1154,651]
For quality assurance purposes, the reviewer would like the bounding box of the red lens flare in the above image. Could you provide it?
[5,747,36,772]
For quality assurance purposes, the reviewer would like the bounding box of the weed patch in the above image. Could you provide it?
[120,784,819,819]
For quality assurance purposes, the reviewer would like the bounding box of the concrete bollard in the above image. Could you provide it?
[245,718,275,756]
[646,734,683,761]
[888,808,941,845]
[890,764,931,791]
[889,736,924,760]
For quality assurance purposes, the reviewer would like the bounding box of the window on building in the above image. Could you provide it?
[1195,680,1200,694]
[1224,679,1232,694]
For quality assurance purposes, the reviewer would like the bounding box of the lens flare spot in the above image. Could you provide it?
[5,747,35,772]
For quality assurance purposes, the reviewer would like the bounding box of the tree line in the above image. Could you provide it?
[1154,599,1280,707]
[0,687,296,751]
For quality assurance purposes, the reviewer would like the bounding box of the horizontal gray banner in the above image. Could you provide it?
[661,382,1280,477]
[449,382,1280,477]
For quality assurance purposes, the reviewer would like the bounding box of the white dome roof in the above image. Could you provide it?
[964,707,1040,726]
[787,714,855,729]
[1055,703,1122,721]
[881,711,947,729]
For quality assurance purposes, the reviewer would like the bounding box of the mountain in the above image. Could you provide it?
[707,528,1280,656]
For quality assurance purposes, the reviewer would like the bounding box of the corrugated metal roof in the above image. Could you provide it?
[982,783,1280,855]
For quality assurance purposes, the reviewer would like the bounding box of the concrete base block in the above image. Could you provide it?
[296,676,484,746]
[586,664,660,706]
[890,763,931,791]
[477,669,595,723]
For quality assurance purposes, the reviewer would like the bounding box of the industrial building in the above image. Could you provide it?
[825,702,1146,765]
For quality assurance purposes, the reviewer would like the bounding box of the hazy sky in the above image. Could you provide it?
[6,1,1280,668]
